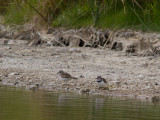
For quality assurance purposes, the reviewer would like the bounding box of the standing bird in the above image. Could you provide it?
[96,76,107,88]
[57,70,77,83]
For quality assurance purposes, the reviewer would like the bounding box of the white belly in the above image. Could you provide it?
[97,81,105,86]
[59,76,71,82]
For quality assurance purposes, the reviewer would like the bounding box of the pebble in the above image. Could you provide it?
[120,61,126,64]
[26,84,39,90]
[0,50,3,57]
[152,96,160,104]
[0,25,6,31]
[137,74,144,80]
[79,88,90,94]
[69,47,81,53]
[9,72,19,76]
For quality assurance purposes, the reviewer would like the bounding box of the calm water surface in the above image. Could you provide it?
[0,86,160,120]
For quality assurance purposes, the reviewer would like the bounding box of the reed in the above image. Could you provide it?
[2,0,160,31]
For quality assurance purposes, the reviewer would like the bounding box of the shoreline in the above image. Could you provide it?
[0,27,160,102]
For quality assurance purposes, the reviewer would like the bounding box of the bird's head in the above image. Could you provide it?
[57,70,64,75]
[96,76,102,79]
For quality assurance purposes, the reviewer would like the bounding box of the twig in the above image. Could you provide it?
[129,4,150,31]
[37,32,65,47]
[24,0,48,22]
[72,35,88,43]
[102,25,119,49]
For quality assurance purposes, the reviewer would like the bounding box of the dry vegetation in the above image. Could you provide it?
[0,0,160,31]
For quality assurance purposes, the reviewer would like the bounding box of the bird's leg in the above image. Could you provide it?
[65,81,68,85]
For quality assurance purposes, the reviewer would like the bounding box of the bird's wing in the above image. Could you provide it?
[62,72,72,78]
[103,79,107,83]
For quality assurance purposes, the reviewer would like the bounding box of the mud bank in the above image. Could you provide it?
[0,26,160,102]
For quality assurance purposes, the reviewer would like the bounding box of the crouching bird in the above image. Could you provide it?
[96,76,107,89]
[57,70,77,84]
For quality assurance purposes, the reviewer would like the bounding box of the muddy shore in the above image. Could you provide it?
[0,27,160,102]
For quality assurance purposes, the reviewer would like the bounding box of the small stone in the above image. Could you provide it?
[28,80,33,83]
[0,60,3,63]
[120,61,126,64]
[26,84,39,90]
[14,82,19,85]
[137,74,144,80]
[9,72,19,76]
[79,75,85,78]
[155,82,159,85]
[0,50,3,57]
[79,88,90,94]
[50,53,57,56]
[69,47,81,53]
[0,25,6,31]
[158,66,160,69]
[152,96,160,104]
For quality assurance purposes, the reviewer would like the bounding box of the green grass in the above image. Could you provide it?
[2,0,160,32]
[52,1,143,30]
[3,0,39,25]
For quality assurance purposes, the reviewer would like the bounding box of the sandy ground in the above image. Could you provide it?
[0,37,160,101]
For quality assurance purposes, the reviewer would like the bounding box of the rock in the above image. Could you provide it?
[0,50,3,57]
[14,29,32,40]
[9,72,19,76]
[111,42,123,51]
[26,84,39,90]
[50,53,60,56]
[3,39,9,45]
[158,65,160,69]
[0,60,3,63]
[0,24,6,31]
[28,80,33,83]
[126,43,137,53]
[0,32,5,38]
[7,40,16,45]
[155,82,159,85]
[6,46,12,50]
[139,38,150,51]
[69,47,81,53]
[152,96,160,104]
[79,75,85,78]
[120,61,126,64]
[79,88,90,94]
[137,74,144,80]
[14,81,19,85]
[46,27,56,34]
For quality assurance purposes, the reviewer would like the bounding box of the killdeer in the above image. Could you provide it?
[96,76,107,87]
[57,70,77,83]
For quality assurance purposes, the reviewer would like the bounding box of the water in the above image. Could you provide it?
[0,86,160,120]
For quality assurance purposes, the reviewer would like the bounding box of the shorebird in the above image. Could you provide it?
[96,76,107,87]
[57,70,77,83]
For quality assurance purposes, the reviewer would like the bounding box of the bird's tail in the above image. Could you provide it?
[72,77,78,79]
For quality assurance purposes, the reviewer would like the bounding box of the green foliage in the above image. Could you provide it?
[3,0,39,24]
[0,0,12,13]
[2,0,160,31]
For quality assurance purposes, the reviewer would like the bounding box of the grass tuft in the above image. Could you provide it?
[1,0,160,32]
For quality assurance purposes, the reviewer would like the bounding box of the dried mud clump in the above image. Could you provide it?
[111,42,123,51]
[126,43,138,53]
[27,31,44,46]
[46,27,109,48]
[14,29,33,40]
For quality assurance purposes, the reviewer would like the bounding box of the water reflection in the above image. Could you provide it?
[58,94,70,106]
[95,98,105,110]
[0,86,160,120]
